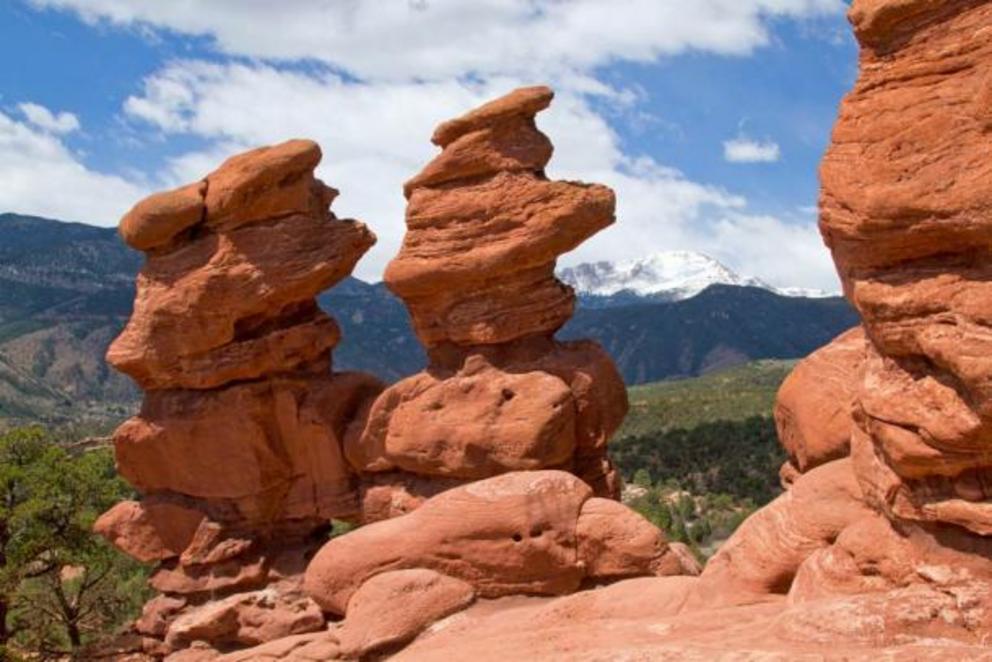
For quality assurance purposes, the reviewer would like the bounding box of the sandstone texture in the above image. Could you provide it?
[303,471,695,616]
[96,10,992,652]
[820,0,992,541]
[98,90,686,660]
[336,569,475,658]
[345,88,626,507]
[774,326,865,477]
[347,2,992,657]
[97,139,383,657]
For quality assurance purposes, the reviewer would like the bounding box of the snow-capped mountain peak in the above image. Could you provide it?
[557,251,834,301]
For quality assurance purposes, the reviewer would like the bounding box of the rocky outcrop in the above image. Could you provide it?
[95,12,992,650]
[821,0,992,540]
[346,87,627,512]
[96,139,383,657]
[774,326,865,481]
[98,91,688,660]
[302,2,992,657]
[304,471,695,616]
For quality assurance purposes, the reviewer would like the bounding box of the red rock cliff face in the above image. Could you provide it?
[344,87,629,520]
[94,140,384,657]
[821,0,992,536]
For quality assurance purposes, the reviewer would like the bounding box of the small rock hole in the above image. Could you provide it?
[512,533,523,543]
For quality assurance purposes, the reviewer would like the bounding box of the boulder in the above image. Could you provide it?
[345,356,577,479]
[305,471,692,616]
[576,498,691,580]
[304,471,592,614]
[93,500,204,563]
[774,326,865,475]
[119,181,205,251]
[337,569,475,658]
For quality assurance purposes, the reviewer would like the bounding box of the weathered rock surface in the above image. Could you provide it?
[304,471,689,615]
[821,0,992,537]
[344,88,627,505]
[337,569,475,658]
[94,500,204,563]
[774,326,864,476]
[346,356,577,479]
[379,2,992,658]
[164,590,324,651]
[98,16,992,652]
[114,372,379,523]
[98,139,384,658]
[386,86,614,349]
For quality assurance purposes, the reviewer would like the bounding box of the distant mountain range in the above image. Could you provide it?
[559,250,834,303]
[0,213,859,428]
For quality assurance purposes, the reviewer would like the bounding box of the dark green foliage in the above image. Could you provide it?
[0,427,150,657]
[611,364,792,557]
[0,213,855,428]
[614,417,785,506]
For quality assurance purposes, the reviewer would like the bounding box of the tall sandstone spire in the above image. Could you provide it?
[94,140,384,656]
[344,86,630,520]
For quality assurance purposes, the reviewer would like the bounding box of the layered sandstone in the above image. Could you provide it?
[820,0,992,540]
[93,9,992,651]
[346,87,627,514]
[98,93,693,660]
[96,140,383,658]
[774,325,865,481]
[296,2,992,657]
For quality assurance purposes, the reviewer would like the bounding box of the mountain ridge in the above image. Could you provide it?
[558,250,834,302]
[0,213,858,427]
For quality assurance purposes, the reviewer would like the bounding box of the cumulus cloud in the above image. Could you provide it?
[22,0,844,290]
[118,60,844,290]
[0,109,145,223]
[723,136,781,163]
[30,0,844,81]
[17,102,81,134]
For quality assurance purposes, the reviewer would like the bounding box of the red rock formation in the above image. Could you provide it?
[774,326,865,480]
[285,4,992,657]
[821,0,992,539]
[346,87,627,512]
[99,18,992,650]
[97,139,383,657]
[303,471,696,616]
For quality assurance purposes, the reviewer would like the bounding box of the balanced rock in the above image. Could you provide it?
[108,140,372,391]
[345,90,627,509]
[97,139,384,657]
[387,86,615,348]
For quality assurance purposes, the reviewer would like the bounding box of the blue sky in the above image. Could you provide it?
[0,0,857,289]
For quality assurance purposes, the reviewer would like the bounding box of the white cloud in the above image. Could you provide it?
[31,0,844,81]
[0,109,145,223]
[120,59,840,290]
[723,136,781,163]
[20,0,843,290]
[702,213,837,291]
[17,102,81,134]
